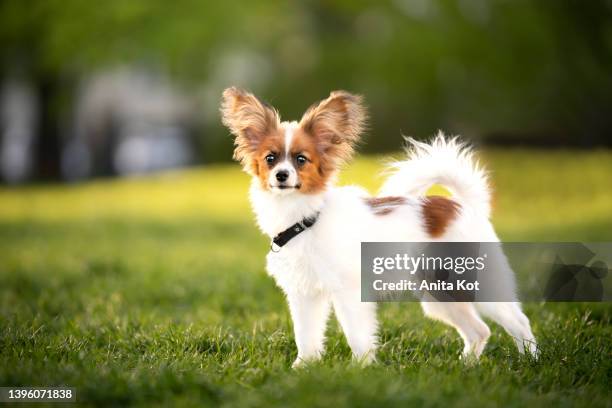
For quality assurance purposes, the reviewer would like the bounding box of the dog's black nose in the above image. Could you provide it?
[275,170,289,182]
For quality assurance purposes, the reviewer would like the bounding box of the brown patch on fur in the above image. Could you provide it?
[288,128,328,193]
[364,196,407,215]
[220,87,280,173]
[421,196,460,237]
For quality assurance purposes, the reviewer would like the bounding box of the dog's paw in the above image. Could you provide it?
[524,342,540,360]
[292,356,318,369]
[353,350,377,367]
[460,353,479,366]
[291,357,306,369]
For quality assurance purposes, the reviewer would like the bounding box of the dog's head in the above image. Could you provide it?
[220,87,367,195]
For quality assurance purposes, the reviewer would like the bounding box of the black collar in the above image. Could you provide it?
[270,212,319,252]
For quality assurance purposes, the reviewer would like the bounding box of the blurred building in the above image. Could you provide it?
[61,67,196,181]
[0,77,38,184]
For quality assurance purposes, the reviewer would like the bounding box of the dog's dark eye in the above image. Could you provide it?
[265,154,276,164]
[296,155,307,166]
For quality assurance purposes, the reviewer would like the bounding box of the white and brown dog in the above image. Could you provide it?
[221,88,537,367]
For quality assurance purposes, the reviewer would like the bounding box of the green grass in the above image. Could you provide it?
[0,149,611,407]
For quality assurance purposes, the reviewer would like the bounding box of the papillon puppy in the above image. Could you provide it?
[221,87,537,367]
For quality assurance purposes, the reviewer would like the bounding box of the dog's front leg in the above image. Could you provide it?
[286,292,331,368]
[332,291,378,364]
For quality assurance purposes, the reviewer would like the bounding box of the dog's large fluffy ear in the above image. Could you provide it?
[220,87,280,166]
[299,90,367,164]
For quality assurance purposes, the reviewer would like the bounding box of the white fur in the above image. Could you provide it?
[269,122,300,191]
[248,133,537,367]
[380,132,491,217]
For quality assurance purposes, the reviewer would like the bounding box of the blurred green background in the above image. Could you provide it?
[1,0,611,182]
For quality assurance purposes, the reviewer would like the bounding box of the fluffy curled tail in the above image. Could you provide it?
[380,132,491,217]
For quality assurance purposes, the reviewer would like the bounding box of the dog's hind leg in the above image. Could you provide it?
[421,301,491,360]
[476,302,538,356]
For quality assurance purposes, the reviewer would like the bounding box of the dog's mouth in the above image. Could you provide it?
[270,184,301,190]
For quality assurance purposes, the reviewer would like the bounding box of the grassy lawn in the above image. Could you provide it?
[0,148,611,407]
